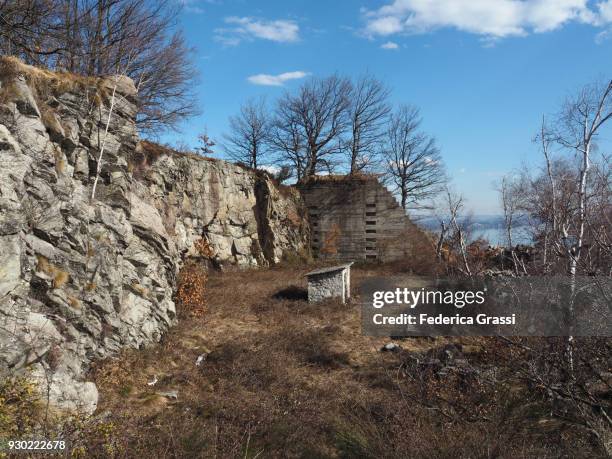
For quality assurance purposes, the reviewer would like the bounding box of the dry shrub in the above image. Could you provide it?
[36,255,70,289]
[194,237,215,259]
[386,226,442,276]
[175,261,207,318]
[0,56,21,80]
[52,271,70,289]
[0,376,41,439]
[279,246,312,266]
[0,56,109,121]
[129,141,221,180]
[67,296,81,310]
[46,344,63,371]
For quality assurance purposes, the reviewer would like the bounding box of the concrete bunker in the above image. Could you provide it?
[298,175,424,262]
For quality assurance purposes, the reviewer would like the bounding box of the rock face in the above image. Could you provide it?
[0,59,308,414]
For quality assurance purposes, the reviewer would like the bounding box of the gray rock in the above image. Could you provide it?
[156,390,178,400]
[0,63,309,414]
[382,342,401,352]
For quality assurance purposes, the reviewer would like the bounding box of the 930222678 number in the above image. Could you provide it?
[5,440,66,451]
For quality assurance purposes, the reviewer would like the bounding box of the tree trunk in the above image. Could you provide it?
[400,189,407,210]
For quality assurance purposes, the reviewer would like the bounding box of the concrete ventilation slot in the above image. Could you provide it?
[366,212,377,217]
[365,221,376,225]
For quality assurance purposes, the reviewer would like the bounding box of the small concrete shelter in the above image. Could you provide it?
[306,262,353,303]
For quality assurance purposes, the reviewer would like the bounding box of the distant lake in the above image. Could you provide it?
[414,214,534,247]
[471,226,533,246]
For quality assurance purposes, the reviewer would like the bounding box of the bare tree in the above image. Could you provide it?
[587,154,612,274]
[497,174,529,274]
[435,219,448,262]
[196,131,215,156]
[445,187,472,276]
[537,79,612,372]
[532,116,559,268]
[275,75,352,178]
[0,1,56,60]
[0,0,198,133]
[345,75,391,174]
[550,80,612,279]
[269,101,306,181]
[381,105,445,210]
[222,97,269,169]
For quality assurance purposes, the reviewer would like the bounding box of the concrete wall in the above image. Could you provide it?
[298,176,424,262]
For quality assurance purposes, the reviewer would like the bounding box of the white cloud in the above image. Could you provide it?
[362,0,612,40]
[215,17,300,46]
[381,41,399,49]
[595,27,612,43]
[247,71,309,86]
[598,0,612,22]
[260,165,281,175]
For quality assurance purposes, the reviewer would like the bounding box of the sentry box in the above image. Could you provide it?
[305,262,353,303]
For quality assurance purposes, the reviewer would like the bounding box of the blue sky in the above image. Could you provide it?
[163,0,612,214]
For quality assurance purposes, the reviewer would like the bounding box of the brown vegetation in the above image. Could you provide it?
[299,173,379,184]
[193,238,215,259]
[54,266,608,458]
[0,56,103,101]
[175,261,208,318]
[36,255,70,289]
[0,376,41,439]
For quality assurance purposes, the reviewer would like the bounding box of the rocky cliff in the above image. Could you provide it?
[0,57,309,414]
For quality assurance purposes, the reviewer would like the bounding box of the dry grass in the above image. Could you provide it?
[0,56,100,98]
[129,141,220,179]
[0,55,110,121]
[67,266,608,458]
[36,255,70,289]
[299,173,380,184]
